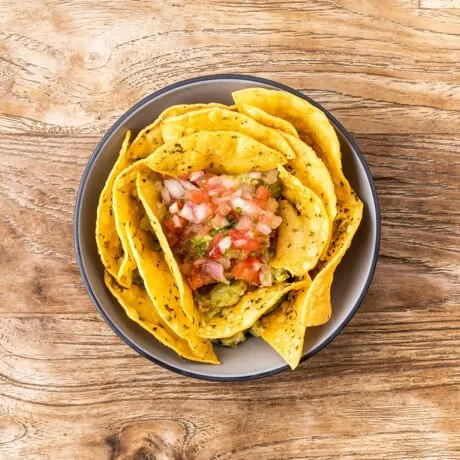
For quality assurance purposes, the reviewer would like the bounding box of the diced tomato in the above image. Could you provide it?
[187,272,207,290]
[232,258,261,284]
[168,234,179,247]
[229,229,260,252]
[237,239,260,252]
[255,185,270,201]
[189,190,210,204]
[178,174,190,181]
[229,229,246,241]
[163,217,177,234]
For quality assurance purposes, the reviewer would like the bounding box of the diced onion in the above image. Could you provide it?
[172,215,183,228]
[190,171,204,182]
[180,180,199,191]
[203,260,228,284]
[256,222,272,235]
[221,176,239,188]
[169,202,179,214]
[164,179,184,199]
[193,203,212,223]
[161,187,171,204]
[236,216,252,231]
[178,203,195,222]
[218,236,232,253]
[208,176,222,186]
[231,197,262,216]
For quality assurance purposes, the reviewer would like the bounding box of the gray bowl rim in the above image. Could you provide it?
[74,73,381,381]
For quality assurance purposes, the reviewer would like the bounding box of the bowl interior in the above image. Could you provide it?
[76,76,379,380]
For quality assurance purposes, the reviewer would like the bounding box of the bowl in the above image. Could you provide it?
[74,74,380,381]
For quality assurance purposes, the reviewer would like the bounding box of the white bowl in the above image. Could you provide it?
[74,75,380,381]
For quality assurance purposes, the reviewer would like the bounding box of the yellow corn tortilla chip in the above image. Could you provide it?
[238,103,299,138]
[198,280,309,339]
[160,107,295,159]
[96,131,132,284]
[125,227,218,362]
[136,169,197,323]
[104,271,216,363]
[144,131,287,176]
[232,87,351,200]
[100,105,224,285]
[255,195,362,366]
[127,103,232,161]
[283,133,337,223]
[251,276,312,369]
[270,167,330,276]
[112,163,144,288]
[307,193,363,326]
[112,164,217,361]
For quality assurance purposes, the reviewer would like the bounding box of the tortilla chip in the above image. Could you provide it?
[112,163,144,288]
[111,163,217,361]
[144,131,287,176]
[238,103,299,138]
[127,103,231,161]
[232,87,351,200]
[104,271,216,363]
[136,169,197,323]
[251,276,312,369]
[160,107,295,159]
[283,133,337,223]
[270,167,330,276]
[307,192,363,326]
[198,280,309,339]
[125,227,218,362]
[95,131,132,284]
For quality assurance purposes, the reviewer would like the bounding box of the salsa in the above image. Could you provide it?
[160,169,283,291]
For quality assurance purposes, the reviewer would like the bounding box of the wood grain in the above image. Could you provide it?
[0,1,459,458]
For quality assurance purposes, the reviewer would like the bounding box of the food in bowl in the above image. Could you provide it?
[95,88,363,369]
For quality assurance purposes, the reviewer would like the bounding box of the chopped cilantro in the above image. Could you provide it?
[189,237,210,257]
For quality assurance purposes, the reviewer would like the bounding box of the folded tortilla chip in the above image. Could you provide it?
[96,131,132,285]
[238,103,299,138]
[251,276,312,369]
[136,169,197,323]
[232,87,351,200]
[160,106,295,159]
[270,167,330,275]
[127,103,232,160]
[144,131,287,176]
[307,192,363,326]
[283,133,337,223]
[104,271,217,363]
[111,163,217,360]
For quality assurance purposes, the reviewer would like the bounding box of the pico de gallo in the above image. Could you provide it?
[159,169,285,297]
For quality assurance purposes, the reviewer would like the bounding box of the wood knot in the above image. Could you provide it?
[105,420,188,459]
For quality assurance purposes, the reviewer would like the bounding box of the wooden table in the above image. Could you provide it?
[1,1,459,458]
